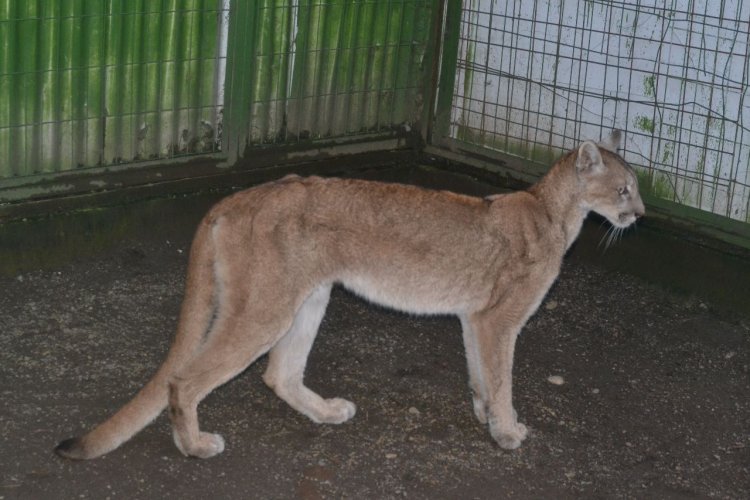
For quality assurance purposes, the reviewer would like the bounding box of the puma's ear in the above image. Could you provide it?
[598,129,622,153]
[576,141,603,173]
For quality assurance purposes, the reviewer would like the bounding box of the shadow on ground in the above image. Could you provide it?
[1,197,748,499]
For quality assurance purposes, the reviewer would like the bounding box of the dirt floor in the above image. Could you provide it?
[1,195,749,499]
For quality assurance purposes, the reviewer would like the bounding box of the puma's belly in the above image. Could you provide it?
[338,271,477,316]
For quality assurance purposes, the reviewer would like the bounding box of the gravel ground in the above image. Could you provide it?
[1,227,749,499]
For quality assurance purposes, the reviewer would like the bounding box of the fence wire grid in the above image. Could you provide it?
[450,0,750,222]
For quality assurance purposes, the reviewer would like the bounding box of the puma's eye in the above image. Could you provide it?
[617,186,630,196]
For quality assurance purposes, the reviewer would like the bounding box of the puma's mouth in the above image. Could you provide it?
[600,212,643,248]
[614,211,643,228]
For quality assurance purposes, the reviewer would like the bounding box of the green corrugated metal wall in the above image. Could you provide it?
[0,0,436,191]
[0,0,224,181]
[223,0,433,158]
[288,0,430,138]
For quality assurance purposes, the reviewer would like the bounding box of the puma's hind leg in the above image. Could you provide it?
[168,298,295,458]
[263,284,356,424]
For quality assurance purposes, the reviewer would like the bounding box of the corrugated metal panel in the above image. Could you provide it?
[289,0,430,137]
[0,0,226,181]
[224,0,434,156]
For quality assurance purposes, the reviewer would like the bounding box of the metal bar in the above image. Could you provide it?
[0,0,11,177]
[223,0,256,159]
[432,0,462,144]
[252,0,276,142]
[420,0,446,144]
[349,0,376,134]
[328,0,355,137]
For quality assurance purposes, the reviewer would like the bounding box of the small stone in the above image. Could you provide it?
[408,407,421,416]
[592,388,600,394]
[545,300,558,310]
[724,351,736,360]
[547,375,564,385]
[385,453,397,459]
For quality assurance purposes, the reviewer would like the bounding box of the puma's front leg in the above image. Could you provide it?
[466,308,529,450]
[459,315,488,424]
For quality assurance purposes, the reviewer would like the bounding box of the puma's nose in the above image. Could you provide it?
[635,200,646,220]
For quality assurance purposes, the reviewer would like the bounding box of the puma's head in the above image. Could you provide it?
[576,130,645,229]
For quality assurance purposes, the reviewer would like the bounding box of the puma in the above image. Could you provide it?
[56,130,644,459]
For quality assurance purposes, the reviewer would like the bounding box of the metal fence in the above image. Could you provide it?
[0,0,227,180]
[440,0,750,224]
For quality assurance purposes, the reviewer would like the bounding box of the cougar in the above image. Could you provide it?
[56,130,644,459]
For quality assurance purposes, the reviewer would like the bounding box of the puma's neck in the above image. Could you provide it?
[528,152,587,249]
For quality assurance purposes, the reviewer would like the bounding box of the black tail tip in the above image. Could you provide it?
[55,437,86,460]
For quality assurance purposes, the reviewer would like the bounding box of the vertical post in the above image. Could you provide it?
[223,0,258,163]
[427,0,461,147]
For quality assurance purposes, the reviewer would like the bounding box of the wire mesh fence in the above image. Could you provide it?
[447,0,750,223]
[0,1,229,181]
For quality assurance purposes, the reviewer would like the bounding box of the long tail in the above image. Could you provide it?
[55,220,218,459]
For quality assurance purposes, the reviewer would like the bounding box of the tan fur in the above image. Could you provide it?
[56,131,644,459]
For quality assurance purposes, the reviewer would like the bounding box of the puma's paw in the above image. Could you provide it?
[490,421,529,450]
[320,398,357,424]
[194,432,225,458]
[472,396,488,424]
[176,431,225,459]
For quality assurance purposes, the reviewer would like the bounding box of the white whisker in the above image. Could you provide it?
[598,225,615,251]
